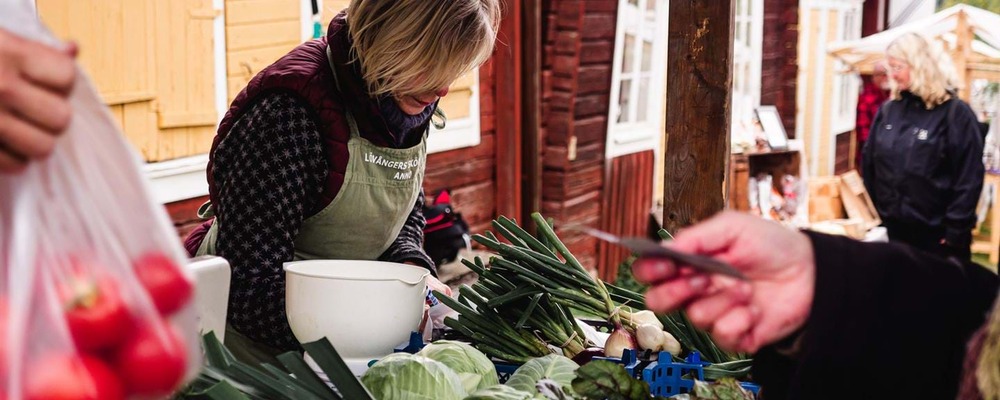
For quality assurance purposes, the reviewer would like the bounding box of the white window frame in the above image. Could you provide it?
[830,6,862,134]
[144,0,227,204]
[427,72,483,154]
[300,0,317,41]
[731,0,764,135]
[606,0,669,158]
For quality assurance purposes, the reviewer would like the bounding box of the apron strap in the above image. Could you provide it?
[431,107,447,130]
[197,200,215,219]
[326,45,362,139]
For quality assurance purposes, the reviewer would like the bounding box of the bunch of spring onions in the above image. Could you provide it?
[433,213,750,377]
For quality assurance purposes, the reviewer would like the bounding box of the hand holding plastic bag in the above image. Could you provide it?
[0,3,201,399]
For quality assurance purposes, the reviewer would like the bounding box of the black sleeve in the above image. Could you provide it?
[862,104,883,205]
[378,189,437,276]
[944,101,985,246]
[753,232,998,399]
[213,92,326,351]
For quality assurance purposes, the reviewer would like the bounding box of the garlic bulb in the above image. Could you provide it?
[661,331,682,356]
[630,310,663,330]
[604,325,637,358]
[636,324,664,351]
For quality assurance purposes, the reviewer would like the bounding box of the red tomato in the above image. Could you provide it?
[133,252,193,316]
[113,322,187,396]
[25,354,125,400]
[61,278,131,352]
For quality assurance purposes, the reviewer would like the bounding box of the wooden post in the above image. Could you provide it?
[662,0,735,234]
[521,0,543,226]
[955,9,973,102]
[495,0,523,219]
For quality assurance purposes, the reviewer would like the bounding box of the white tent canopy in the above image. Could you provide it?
[828,4,1000,80]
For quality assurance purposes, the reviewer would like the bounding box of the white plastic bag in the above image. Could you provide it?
[0,4,201,399]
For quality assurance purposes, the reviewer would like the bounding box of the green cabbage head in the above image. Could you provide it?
[464,384,537,400]
[505,354,578,396]
[417,340,499,393]
[361,353,467,400]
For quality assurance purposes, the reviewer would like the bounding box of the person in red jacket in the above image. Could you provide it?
[183,0,500,362]
[855,63,889,172]
[634,211,999,399]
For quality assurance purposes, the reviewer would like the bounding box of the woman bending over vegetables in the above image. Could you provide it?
[184,0,500,363]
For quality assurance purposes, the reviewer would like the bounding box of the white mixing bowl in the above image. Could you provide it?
[284,260,429,360]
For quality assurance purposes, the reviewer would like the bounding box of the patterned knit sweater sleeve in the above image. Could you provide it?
[212,92,326,351]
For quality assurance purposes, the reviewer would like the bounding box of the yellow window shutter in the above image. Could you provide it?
[37,0,156,106]
[154,0,218,129]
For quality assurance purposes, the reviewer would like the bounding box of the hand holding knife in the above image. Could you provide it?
[576,227,747,281]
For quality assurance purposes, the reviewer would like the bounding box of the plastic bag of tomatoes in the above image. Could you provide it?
[0,5,201,400]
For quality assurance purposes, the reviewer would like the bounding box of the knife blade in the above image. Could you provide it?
[577,227,747,280]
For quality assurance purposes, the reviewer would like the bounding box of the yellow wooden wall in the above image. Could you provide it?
[798,7,842,177]
[322,0,350,23]
[225,0,302,103]
[38,0,218,162]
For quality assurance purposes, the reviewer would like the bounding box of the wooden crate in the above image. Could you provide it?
[838,170,881,230]
[807,176,845,222]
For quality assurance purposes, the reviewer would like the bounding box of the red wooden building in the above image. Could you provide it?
[162,0,819,281]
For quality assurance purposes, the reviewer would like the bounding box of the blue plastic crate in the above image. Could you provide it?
[493,361,519,384]
[643,352,759,397]
[592,348,647,380]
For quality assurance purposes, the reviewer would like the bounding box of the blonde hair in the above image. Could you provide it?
[346,0,501,98]
[885,32,959,109]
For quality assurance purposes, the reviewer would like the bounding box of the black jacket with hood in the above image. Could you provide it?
[861,91,984,247]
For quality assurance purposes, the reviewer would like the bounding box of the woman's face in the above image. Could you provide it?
[394,85,451,115]
[887,56,911,91]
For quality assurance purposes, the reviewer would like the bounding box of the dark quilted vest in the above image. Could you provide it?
[207,15,399,213]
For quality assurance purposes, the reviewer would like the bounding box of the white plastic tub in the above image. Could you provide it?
[284,260,429,361]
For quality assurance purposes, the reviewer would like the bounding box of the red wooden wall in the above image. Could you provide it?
[598,151,655,280]
[761,0,799,138]
[539,0,619,273]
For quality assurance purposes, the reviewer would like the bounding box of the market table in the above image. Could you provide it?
[972,172,1000,264]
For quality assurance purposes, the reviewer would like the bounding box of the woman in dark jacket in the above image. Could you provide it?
[183,0,500,361]
[862,32,985,261]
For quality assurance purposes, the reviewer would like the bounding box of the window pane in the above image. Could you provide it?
[637,77,650,122]
[641,40,653,72]
[618,79,632,123]
[623,34,636,74]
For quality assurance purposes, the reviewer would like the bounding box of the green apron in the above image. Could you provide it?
[195,44,441,365]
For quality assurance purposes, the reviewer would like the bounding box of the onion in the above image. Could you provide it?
[604,324,637,358]
[661,331,682,356]
[636,324,664,351]
[630,310,663,330]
